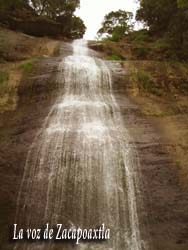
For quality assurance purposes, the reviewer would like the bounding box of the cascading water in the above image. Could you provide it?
[14,40,144,250]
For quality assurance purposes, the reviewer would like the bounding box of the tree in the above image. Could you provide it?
[30,0,80,19]
[0,0,85,39]
[0,0,29,10]
[136,0,188,35]
[57,15,86,39]
[69,16,86,39]
[30,0,85,38]
[136,0,177,34]
[97,10,133,41]
[136,0,188,59]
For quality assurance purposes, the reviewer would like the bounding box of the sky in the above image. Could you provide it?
[75,0,139,40]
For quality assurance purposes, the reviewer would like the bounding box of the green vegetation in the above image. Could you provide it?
[133,47,149,59]
[136,70,153,87]
[0,0,86,39]
[135,70,162,96]
[96,1,188,61]
[107,54,125,61]
[110,26,128,42]
[98,10,133,42]
[154,38,170,50]
[0,71,9,85]
[19,59,37,73]
[68,16,86,39]
[130,30,150,43]
[136,0,188,60]
[30,0,79,18]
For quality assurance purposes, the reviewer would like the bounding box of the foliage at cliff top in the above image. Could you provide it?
[97,10,134,42]
[0,0,86,39]
[136,0,188,59]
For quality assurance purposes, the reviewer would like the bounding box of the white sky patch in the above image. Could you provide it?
[75,0,140,40]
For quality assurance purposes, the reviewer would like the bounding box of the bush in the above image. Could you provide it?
[110,33,122,42]
[130,29,150,42]
[110,26,127,42]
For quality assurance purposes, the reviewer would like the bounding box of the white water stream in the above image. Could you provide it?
[14,40,144,250]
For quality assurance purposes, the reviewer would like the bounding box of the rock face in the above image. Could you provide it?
[0,42,72,249]
[0,41,188,250]
[111,61,188,250]
[88,42,104,52]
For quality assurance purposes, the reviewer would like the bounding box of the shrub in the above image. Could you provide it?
[130,30,150,42]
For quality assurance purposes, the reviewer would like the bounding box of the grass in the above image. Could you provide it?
[19,59,38,73]
[0,71,9,85]
[107,53,125,61]
[136,70,153,88]
[136,69,162,96]
[19,60,34,73]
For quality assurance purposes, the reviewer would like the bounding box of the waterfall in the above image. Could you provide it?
[14,40,143,250]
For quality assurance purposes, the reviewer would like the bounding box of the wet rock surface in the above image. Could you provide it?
[112,67,188,250]
[0,42,72,248]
